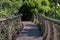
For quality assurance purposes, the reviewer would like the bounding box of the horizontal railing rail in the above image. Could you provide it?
[41,15,60,25]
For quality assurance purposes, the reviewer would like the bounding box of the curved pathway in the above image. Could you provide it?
[16,21,42,40]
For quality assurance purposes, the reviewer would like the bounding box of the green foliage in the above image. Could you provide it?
[0,0,60,19]
[56,4,60,20]
[0,0,23,18]
[21,0,50,14]
[20,0,60,20]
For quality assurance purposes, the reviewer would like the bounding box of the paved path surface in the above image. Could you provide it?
[16,21,42,40]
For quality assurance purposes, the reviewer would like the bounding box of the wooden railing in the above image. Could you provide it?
[0,15,23,40]
[33,14,60,40]
[0,13,60,40]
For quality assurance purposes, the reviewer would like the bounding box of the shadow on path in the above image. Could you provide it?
[20,28,41,39]
[16,21,41,40]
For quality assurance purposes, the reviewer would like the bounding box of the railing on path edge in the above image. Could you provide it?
[33,14,60,40]
[0,15,24,40]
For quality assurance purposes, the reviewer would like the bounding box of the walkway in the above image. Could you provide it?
[16,21,42,40]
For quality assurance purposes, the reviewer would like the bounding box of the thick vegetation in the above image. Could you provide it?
[0,0,60,20]
[0,0,23,18]
[20,0,60,20]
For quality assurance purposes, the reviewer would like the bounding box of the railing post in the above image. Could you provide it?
[52,23,57,40]
[36,14,39,24]
[46,21,50,40]
[19,16,22,29]
[40,19,45,36]
[18,15,23,32]
[0,22,2,40]
[7,20,13,40]
[33,14,36,23]
[42,20,48,39]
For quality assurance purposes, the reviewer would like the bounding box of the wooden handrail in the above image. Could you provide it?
[0,18,6,22]
[34,14,60,25]
[0,15,22,22]
[7,15,20,20]
[0,15,20,22]
[33,14,58,40]
[0,15,23,40]
[41,15,60,25]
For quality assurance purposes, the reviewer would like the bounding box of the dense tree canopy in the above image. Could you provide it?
[0,0,23,18]
[0,0,60,20]
[20,0,50,14]
[21,0,60,19]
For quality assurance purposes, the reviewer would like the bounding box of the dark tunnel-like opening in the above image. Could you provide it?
[18,5,33,21]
